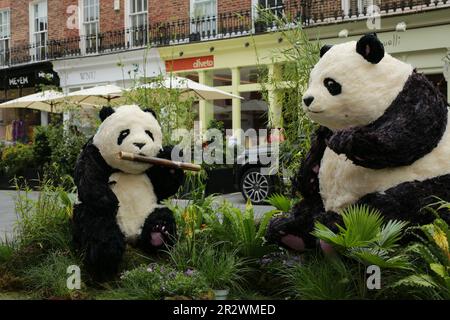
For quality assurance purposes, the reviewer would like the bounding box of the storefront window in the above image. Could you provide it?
[214,98,232,131]
[241,91,268,147]
[240,65,267,85]
[0,9,10,66]
[213,69,232,86]
[178,72,199,82]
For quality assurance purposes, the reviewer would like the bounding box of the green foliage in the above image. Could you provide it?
[0,143,35,177]
[265,193,293,212]
[168,241,249,291]
[101,263,209,300]
[0,244,14,263]
[32,125,88,181]
[282,257,363,300]
[204,200,278,258]
[196,245,249,291]
[312,205,410,269]
[13,181,75,253]
[22,251,84,299]
[176,170,208,203]
[207,119,225,136]
[33,126,52,165]
[390,217,450,299]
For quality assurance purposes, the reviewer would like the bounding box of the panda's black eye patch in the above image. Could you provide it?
[145,130,154,141]
[324,78,342,96]
[118,129,130,145]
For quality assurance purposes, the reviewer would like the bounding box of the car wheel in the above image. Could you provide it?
[240,167,274,205]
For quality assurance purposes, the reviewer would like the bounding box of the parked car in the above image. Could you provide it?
[234,145,286,205]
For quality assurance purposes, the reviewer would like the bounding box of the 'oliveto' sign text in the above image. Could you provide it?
[165,55,214,72]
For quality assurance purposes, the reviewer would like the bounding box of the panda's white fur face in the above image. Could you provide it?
[303,41,413,130]
[93,105,163,174]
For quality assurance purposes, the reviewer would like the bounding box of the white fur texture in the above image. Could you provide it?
[93,105,163,174]
[109,172,158,239]
[303,41,413,130]
[319,109,450,212]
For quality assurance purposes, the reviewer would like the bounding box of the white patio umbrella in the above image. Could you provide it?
[0,90,65,113]
[67,84,125,106]
[132,76,243,101]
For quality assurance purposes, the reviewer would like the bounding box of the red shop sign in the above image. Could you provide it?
[165,55,215,72]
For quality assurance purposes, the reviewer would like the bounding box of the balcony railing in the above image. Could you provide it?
[0,0,447,67]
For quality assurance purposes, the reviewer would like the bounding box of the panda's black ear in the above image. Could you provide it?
[143,108,157,119]
[320,45,333,58]
[99,106,115,122]
[356,33,385,64]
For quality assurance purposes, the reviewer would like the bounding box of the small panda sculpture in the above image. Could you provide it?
[267,33,450,251]
[72,105,184,280]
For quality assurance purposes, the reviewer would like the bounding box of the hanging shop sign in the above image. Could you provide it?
[1,62,59,90]
[165,55,215,72]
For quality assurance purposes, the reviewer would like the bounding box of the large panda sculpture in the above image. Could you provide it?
[267,33,450,251]
[72,105,184,280]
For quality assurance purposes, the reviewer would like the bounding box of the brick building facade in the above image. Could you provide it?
[0,0,449,143]
[0,1,445,52]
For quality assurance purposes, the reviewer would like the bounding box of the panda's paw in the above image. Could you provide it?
[150,224,170,247]
[319,239,337,256]
[280,234,305,252]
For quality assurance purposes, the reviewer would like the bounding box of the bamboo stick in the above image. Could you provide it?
[119,151,201,172]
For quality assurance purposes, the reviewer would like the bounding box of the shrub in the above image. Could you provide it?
[195,245,249,291]
[388,217,450,299]
[312,204,411,269]
[33,126,52,166]
[22,251,85,299]
[0,143,35,177]
[282,256,361,300]
[204,200,278,258]
[33,125,88,180]
[13,182,75,254]
[101,263,210,300]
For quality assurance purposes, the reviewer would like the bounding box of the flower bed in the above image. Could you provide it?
[0,180,449,300]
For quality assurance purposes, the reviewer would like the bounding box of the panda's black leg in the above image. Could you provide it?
[138,207,177,254]
[356,174,450,226]
[266,200,333,251]
[73,203,126,282]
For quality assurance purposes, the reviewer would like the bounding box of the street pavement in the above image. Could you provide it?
[0,191,274,242]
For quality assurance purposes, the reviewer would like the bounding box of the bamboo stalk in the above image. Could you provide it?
[119,151,201,172]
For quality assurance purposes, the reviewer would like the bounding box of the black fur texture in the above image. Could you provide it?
[327,72,448,169]
[146,146,185,202]
[99,106,115,122]
[72,141,184,281]
[320,44,333,58]
[356,33,385,64]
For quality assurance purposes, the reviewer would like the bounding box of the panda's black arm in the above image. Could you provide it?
[266,126,332,248]
[146,146,185,203]
[293,126,332,202]
[327,72,448,169]
[74,141,119,213]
